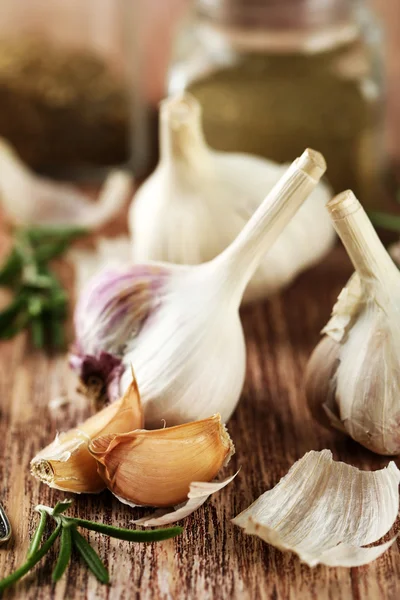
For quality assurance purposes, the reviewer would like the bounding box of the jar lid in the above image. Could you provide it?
[196,0,351,30]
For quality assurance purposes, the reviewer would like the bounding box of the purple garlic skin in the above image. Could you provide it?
[70,264,170,406]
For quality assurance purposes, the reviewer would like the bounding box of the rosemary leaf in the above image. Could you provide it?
[368,211,400,233]
[52,525,72,582]
[27,510,48,559]
[0,522,62,592]
[67,517,183,543]
[0,248,23,285]
[52,500,74,516]
[71,528,109,585]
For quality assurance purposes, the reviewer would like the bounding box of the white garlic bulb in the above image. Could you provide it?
[72,150,326,427]
[129,93,335,303]
[306,190,400,455]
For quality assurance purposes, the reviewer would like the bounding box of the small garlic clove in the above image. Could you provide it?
[0,137,133,228]
[233,450,400,568]
[89,414,235,507]
[31,377,144,493]
[305,336,342,431]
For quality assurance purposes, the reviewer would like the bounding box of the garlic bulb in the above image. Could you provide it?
[0,137,132,228]
[71,149,326,427]
[31,377,143,493]
[305,190,400,455]
[89,414,234,507]
[129,94,335,303]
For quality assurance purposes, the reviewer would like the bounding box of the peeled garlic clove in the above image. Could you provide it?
[0,137,132,228]
[73,149,326,426]
[89,414,234,507]
[305,190,400,455]
[129,93,335,303]
[233,450,400,568]
[131,473,238,526]
[31,377,143,493]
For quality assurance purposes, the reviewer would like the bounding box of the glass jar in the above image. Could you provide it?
[0,0,129,178]
[169,0,385,206]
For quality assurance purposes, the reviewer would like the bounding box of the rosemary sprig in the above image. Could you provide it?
[0,225,87,349]
[368,210,400,233]
[0,500,182,592]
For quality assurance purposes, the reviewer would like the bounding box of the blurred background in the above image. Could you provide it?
[0,0,397,204]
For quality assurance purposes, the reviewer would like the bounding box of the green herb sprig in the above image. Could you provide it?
[0,225,87,349]
[0,500,182,591]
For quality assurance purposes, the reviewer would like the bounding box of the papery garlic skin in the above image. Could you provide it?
[89,414,234,507]
[30,378,143,493]
[129,93,335,303]
[306,191,400,455]
[233,450,400,568]
[0,137,132,228]
[73,150,327,426]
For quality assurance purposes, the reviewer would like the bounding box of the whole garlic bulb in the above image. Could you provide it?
[306,190,400,456]
[72,150,326,427]
[129,93,335,303]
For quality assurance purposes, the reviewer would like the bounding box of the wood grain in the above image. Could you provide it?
[0,244,399,600]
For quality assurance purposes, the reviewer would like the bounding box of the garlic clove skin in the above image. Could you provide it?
[0,137,132,228]
[30,377,143,493]
[73,149,326,426]
[233,450,400,568]
[305,190,400,455]
[89,414,234,507]
[132,473,238,526]
[129,93,335,303]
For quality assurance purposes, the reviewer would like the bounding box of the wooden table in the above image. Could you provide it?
[0,243,399,600]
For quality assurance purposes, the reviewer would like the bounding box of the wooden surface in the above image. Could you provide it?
[0,244,399,600]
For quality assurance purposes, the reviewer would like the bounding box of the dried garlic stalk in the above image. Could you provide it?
[31,377,143,493]
[306,190,400,455]
[89,414,234,507]
[233,450,400,567]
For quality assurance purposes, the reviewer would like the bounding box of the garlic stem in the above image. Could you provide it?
[159,93,209,169]
[211,149,326,304]
[327,191,400,287]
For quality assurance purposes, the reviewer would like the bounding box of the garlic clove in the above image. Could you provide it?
[305,190,400,455]
[131,473,238,526]
[89,414,234,507]
[233,450,400,568]
[305,336,342,430]
[30,376,143,493]
[130,92,335,303]
[0,137,132,228]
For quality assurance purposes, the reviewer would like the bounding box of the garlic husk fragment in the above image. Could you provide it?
[129,93,335,303]
[233,450,400,568]
[0,137,132,228]
[305,190,400,455]
[89,414,234,507]
[72,149,326,425]
[30,377,143,493]
[131,473,238,526]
